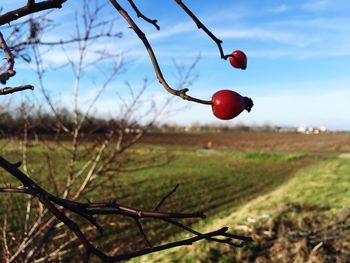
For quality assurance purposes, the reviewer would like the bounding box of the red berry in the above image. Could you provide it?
[229,50,247,70]
[211,90,253,120]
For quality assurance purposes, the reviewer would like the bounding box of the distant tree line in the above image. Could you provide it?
[0,105,280,138]
[0,105,142,137]
[153,123,278,134]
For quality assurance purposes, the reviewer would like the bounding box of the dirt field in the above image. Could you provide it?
[140,132,350,152]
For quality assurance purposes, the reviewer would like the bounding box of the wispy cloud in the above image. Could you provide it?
[147,21,196,41]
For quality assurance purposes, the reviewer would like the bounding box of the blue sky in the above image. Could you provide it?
[3,0,350,130]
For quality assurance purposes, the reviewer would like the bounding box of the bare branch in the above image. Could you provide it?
[0,156,252,262]
[154,184,179,211]
[0,32,15,84]
[0,186,34,195]
[134,218,152,248]
[0,0,67,26]
[109,0,212,105]
[110,227,236,261]
[175,0,232,60]
[127,0,160,30]
[10,32,122,51]
[0,85,34,95]
[1,215,10,261]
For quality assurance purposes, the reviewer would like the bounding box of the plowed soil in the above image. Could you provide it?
[141,132,350,152]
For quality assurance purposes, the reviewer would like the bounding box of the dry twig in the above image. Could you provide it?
[0,0,67,26]
[109,0,212,105]
[0,156,252,261]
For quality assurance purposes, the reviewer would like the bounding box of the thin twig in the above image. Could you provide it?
[0,32,15,84]
[0,155,252,262]
[0,85,34,95]
[0,0,67,26]
[109,0,212,105]
[2,215,10,262]
[0,32,14,69]
[134,218,152,247]
[127,0,160,30]
[175,0,232,60]
[154,184,179,211]
[110,227,232,261]
[11,32,122,50]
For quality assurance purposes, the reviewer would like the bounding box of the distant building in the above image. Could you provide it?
[297,126,327,134]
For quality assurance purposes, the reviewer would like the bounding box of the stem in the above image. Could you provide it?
[109,0,212,105]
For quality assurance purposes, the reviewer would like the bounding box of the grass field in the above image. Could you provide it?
[1,132,350,262]
[134,133,350,262]
[136,157,350,262]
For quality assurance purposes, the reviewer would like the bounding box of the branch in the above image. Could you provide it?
[0,156,110,262]
[127,0,160,30]
[109,0,211,105]
[110,227,238,261]
[0,0,68,26]
[0,85,34,95]
[0,31,16,84]
[11,33,123,52]
[2,215,11,260]
[134,218,152,247]
[154,184,179,211]
[0,155,252,262]
[175,0,232,60]
[0,186,34,195]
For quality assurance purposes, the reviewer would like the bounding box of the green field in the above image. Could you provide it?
[1,133,350,262]
[138,156,350,262]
